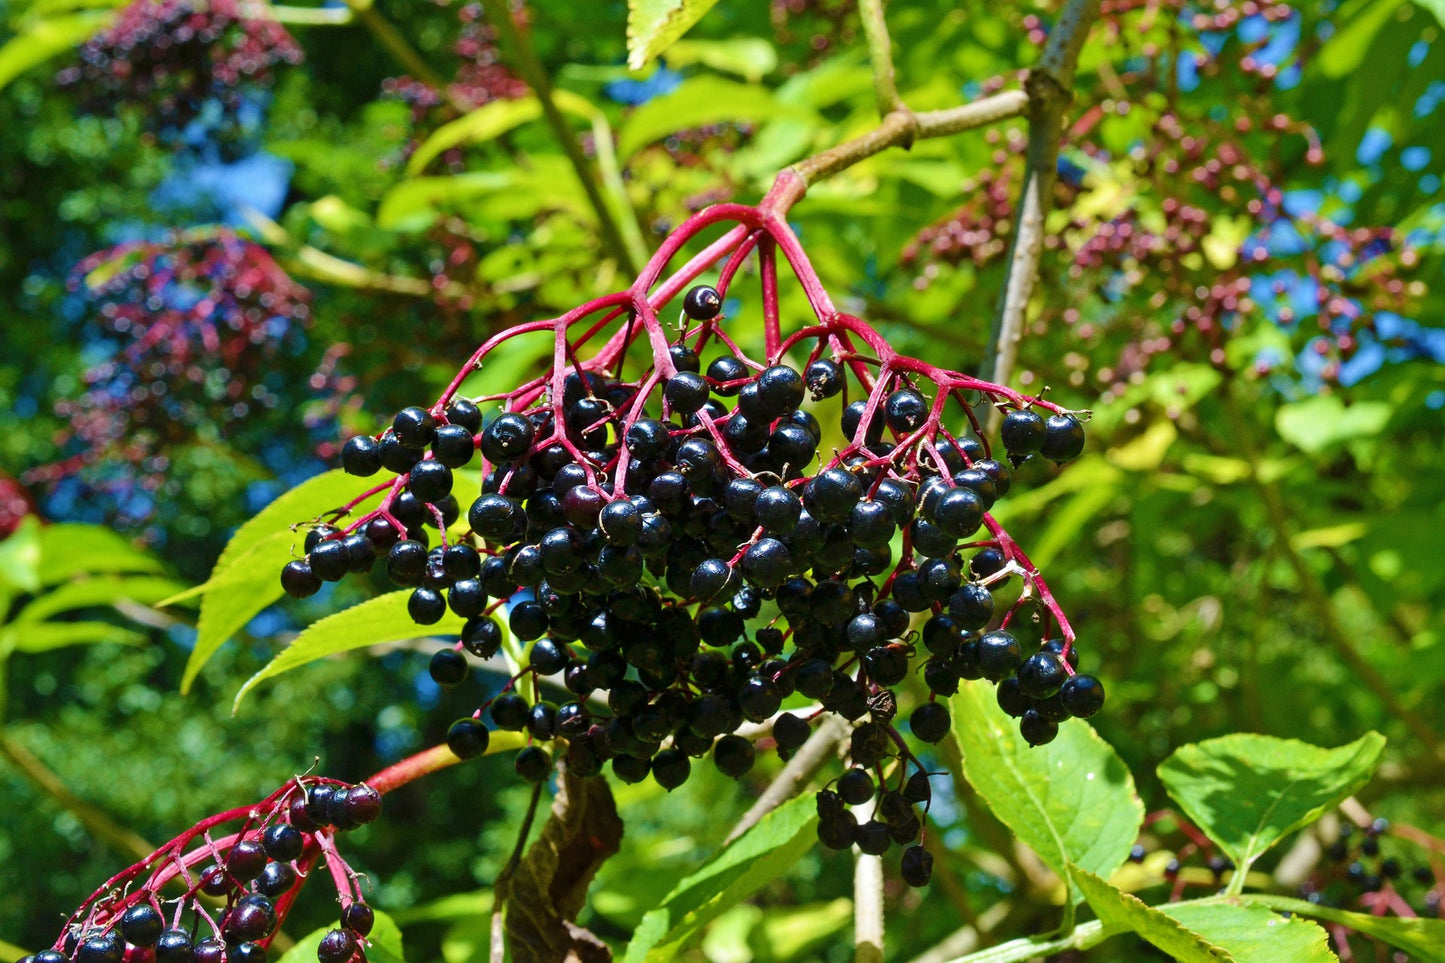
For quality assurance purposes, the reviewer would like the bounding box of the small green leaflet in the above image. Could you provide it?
[1162,901,1337,963]
[623,792,817,962]
[617,77,815,158]
[626,0,720,71]
[1243,895,1445,961]
[234,591,465,712]
[168,469,386,693]
[1071,865,1233,962]
[1157,732,1385,877]
[950,679,1144,905]
[406,97,544,176]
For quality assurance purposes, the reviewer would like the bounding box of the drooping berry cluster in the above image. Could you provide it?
[19,778,380,963]
[57,0,302,139]
[278,193,1102,886]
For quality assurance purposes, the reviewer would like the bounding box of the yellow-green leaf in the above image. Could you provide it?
[1072,865,1234,962]
[626,0,721,70]
[406,96,543,176]
[0,10,114,92]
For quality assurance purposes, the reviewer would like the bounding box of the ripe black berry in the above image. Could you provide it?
[1017,652,1067,698]
[1000,408,1046,458]
[855,820,891,855]
[281,559,323,599]
[978,630,1023,681]
[430,648,469,687]
[652,748,691,791]
[901,845,933,886]
[343,784,382,825]
[1039,413,1086,462]
[713,734,756,777]
[682,284,722,320]
[445,398,483,433]
[480,413,535,463]
[909,702,951,743]
[155,930,195,963]
[884,388,928,434]
[930,487,985,538]
[408,587,447,625]
[77,934,123,963]
[227,839,268,881]
[664,372,711,414]
[1019,709,1058,746]
[262,823,304,863]
[837,767,875,805]
[706,354,748,391]
[431,424,476,468]
[447,718,490,759]
[1060,673,1105,717]
[804,468,863,523]
[514,745,553,782]
[317,929,358,963]
[341,435,382,476]
[121,904,165,946]
[256,860,297,897]
[393,406,437,448]
[740,538,792,589]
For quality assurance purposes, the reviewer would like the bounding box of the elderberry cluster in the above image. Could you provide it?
[19,779,379,963]
[281,223,1098,888]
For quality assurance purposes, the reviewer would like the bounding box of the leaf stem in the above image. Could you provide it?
[484,4,640,275]
[982,0,1103,393]
[858,0,904,115]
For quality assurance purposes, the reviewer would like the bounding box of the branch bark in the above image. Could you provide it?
[853,796,885,963]
[981,0,1103,391]
[724,713,850,845]
[859,0,904,115]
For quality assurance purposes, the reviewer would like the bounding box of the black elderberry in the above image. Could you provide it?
[308,538,350,583]
[664,371,711,414]
[378,431,425,474]
[227,839,268,882]
[767,422,818,467]
[304,784,336,827]
[317,928,358,963]
[556,701,591,736]
[851,723,892,768]
[910,702,952,743]
[195,939,227,963]
[924,658,960,696]
[683,284,723,320]
[740,538,792,589]
[704,354,747,391]
[281,559,323,599]
[408,587,447,625]
[974,458,1012,497]
[1019,709,1058,747]
[429,648,469,687]
[804,468,863,523]
[1060,673,1105,717]
[918,556,961,601]
[480,413,535,463]
[431,424,477,469]
[838,767,875,805]
[848,500,895,548]
[509,602,548,641]
[901,845,934,887]
[773,712,811,751]
[120,904,165,947]
[1039,413,1086,462]
[978,630,1023,682]
[341,435,382,477]
[996,677,1029,717]
[841,399,883,445]
[652,748,691,791]
[77,934,123,963]
[1017,652,1067,698]
[33,953,67,963]
[154,930,195,963]
[884,388,929,434]
[713,734,756,777]
[864,645,909,687]
[529,637,570,676]
[231,944,268,963]
[738,675,782,721]
[817,810,858,850]
[903,770,933,805]
[795,659,835,699]
[260,823,304,864]
[488,692,530,730]
[1000,408,1046,459]
[444,398,483,434]
[809,578,855,626]
[407,459,453,502]
[691,558,734,601]
[855,820,891,856]
[387,540,428,586]
[446,718,491,759]
[256,860,297,897]
[847,613,884,650]
[753,485,802,533]
[805,358,843,400]
[948,582,994,630]
[930,487,985,538]
[224,900,276,943]
[393,406,437,449]
[525,701,559,741]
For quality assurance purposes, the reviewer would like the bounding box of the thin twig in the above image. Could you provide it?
[982,0,1103,392]
[490,781,545,963]
[853,795,885,963]
[724,713,850,845]
[345,1,450,93]
[484,4,640,275]
[859,0,904,115]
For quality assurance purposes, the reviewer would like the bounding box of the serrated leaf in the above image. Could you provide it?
[950,679,1143,904]
[274,908,406,963]
[1163,901,1337,963]
[13,575,184,624]
[626,0,720,70]
[503,770,623,963]
[0,10,113,92]
[1157,732,1385,876]
[406,96,543,176]
[624,792,817,962]
[1071,865,1234,962]
[617,76,813,158]
[4,621,146,653]
[1243,895,1445,961]
[234,591,464,711]
[37,523,163,584]
[172,470,385,692]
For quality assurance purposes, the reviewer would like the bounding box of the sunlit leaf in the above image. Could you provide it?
[1163,901,1337,963]
[1072,866,1234,962]
[626,0,721,70]
[0,10,113,92]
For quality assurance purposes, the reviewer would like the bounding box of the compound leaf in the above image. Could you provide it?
[1163,901,1337,963]
[1071,865,1234,962]
[950,679,1143,904]
[1157,732,1385,875]
[1242,895,1445,961]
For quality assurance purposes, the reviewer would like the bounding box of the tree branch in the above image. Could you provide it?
[724,713,850,845]
[485,4,641,276]
[853,795,885,963]
[859,0,904,115]
[981,0,1103,390]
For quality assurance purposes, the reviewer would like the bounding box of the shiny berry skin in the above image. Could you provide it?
[281,560,323,599]
[682,284,722,320]
[262,823,305,863]
[652,748,691,791]
[431,424,477,468]
[1060,673,1106,717]
[393,406,437,448]
[76,934,123,963]
[1020,709,1059,746]
[445,399,483,433]
[341,435,382,476]
[884,388,928,434]
[429,648,469,687]
[804,468,863,523]
[121,904,165,946]
[1000,408,1046,457]
[256,860,297,897]
[514,745,553,782]
[480,413,535,463]
[909,702,951,743]
[317,929,358,963]
[978,630,1023,681]
[194,939,226,963]
[1039,413,1086,462]
[1017,652,1067,698]
[756,364,805,415]
[154,930,195,963]
[343,784,382,825]
[223,900,276,942]
[706,354,748,391]
[804,358,843,399]
[227,839,268,881]
[837,767,875,805]
[930,487,985,538]
[740,538,792,589]
[231,944,268,963]
[817,811,857,849]
[948,582,994,630]
[713,734,756,777]
[407,459,453,502]
[408,587,447,625]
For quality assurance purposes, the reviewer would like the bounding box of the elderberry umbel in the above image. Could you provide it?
[21,777,380,963]
[281,190,1102,886]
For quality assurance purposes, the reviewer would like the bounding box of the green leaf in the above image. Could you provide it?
[1157,732,1385,876]
[1162,902,1337,963]
[1276,396,1393,454]
[0,516,42,595]
[3,620,146,653]
[406,96,543,176]
[0,10,113,92]
[1242,895,1445,961]
[624,792,818,962]
[626,0,721,70]
[1071,865,1234,962]
[12,575,184,624]
[233,591,465,711]
[172,470,385,693]
[950,679,1143,904]
[1316,0,1406,77]
[1416,0,1445,25]
[664,38,778,81]
[618,77,813,158]
[37,523,163,584]
[274,908,406,963]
